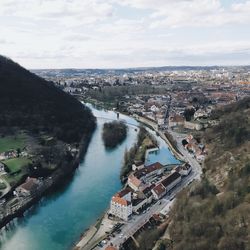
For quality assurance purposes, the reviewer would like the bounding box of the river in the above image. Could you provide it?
[0,105,179,250]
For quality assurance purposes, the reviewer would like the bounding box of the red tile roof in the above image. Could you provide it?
[115,188,131,198]
[161,172,181,188]
[128,174,142,188]
[20,177,39,192]
[152,184,166,196]
[105,246,117,250]
[112,196,130,206]
[134,162,163,179]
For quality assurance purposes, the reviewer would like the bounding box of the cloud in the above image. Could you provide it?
[117,0,250,28]
[0,0,114,26]
[0,39,7,44]
[0,0,250,68]
[63,34,92,42]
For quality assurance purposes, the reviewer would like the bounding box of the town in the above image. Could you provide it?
[34,66,250,133]
[32,66,250,250]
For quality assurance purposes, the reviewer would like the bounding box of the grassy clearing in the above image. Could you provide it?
[0,134,27,153]
[3,157,31,173]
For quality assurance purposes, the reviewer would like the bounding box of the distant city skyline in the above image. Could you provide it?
[1,0,250,69]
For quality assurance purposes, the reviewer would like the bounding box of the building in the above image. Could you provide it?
[184,121,203,130]
[152,183,166,200]
[109,189,132,221]
[161,172,181,193]
[134,162,164,183]
[142,185,154,204]
[179,163,192,176]
[132,198,147,213]
[169,114,185,127]
[16,177,40,197]
[132,163,144,171]
[151,172,182,200]
[128,174,143,191]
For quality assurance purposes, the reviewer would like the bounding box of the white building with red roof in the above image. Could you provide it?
[109,188,132,221]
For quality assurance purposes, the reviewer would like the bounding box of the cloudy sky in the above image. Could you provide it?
[0,0,250,69]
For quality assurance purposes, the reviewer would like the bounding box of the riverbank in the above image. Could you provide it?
[73,112,183,250]
[133,115,184,161]
[0,132,94,230]
[74,212,119,250]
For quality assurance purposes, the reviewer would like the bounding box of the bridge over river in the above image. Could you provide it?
[94,115,140,129]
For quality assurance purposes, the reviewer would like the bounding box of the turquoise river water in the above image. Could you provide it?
[0,105,179,250]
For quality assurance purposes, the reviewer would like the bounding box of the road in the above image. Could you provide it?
[96,170,199,249]
[167,129,202,180]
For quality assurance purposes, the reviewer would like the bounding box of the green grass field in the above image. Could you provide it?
[3,157,31,173]
[2,157,31,187]
[0,134,27,153]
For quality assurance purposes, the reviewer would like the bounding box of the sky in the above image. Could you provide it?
[0,0,250,69]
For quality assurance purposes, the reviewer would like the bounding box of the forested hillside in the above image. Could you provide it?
[169,97,250,250]
[0,55,96,143]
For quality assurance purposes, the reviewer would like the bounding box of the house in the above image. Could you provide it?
[151,183,166,200]
[184,121,203,130]
[109,189,132,221]
[169,114,185,127]
[132,198,147,213]
[142,185,154,204]
[16,177,40,197]
[128,174,143,191]
[134,162,164,183]
[0,150,17,160]
[161,172,181,193]
[132,163,144,171]
[151,171,182,200]
[179,163,192,176]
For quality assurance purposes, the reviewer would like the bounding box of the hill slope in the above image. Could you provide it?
[169,97,250,250]
[0,55,96,143]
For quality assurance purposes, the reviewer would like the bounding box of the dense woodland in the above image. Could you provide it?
[102,121,127,148]
[86,85,170,103]
[0,55,96,143]
[168,97,250,250]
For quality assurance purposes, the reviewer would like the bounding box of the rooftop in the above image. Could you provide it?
[161,172,181,188]
[152,183,166,196]
[112,196,131,206]
[19,177,39,192]
[115,188,131,198]
[134,162,163,179]
[128,174,142,188]
[105,246,117,250]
